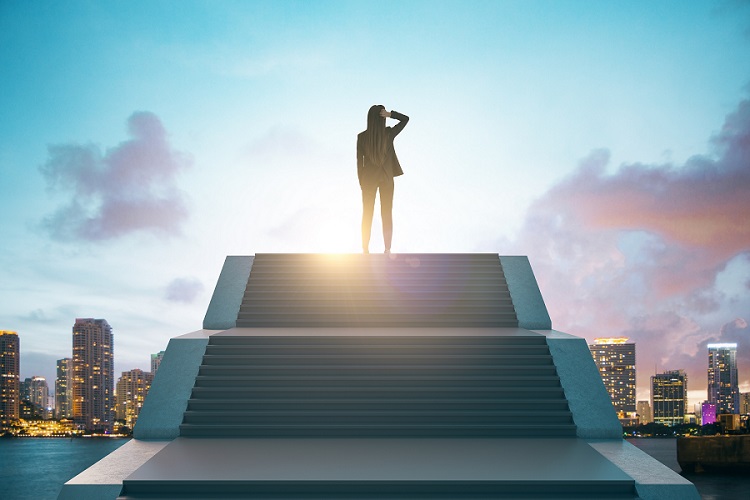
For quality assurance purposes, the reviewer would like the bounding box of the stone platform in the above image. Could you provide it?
[59,254,700,499]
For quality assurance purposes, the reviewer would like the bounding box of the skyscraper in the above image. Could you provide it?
[589,337,636,425]
[741,392,750,415]
[56,358,73,419]
[26,376,50,420]
[636,400,652,424]
[707,343,739,415]
[72,319,114,432]
[115,369,153,428]
[700,401,717,426]
[1,330,20,427]
[651,369,688,427]
[151,350,165,375]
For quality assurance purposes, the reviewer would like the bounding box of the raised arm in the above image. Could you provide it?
[386,110,409,138]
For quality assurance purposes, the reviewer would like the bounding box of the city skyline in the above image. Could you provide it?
[2,1,750,407]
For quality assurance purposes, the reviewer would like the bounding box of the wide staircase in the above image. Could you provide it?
[236,253,518,327]
[180,334,575,438]
[119,253,639,499]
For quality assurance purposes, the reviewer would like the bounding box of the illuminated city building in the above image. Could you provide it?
[115,368,153,428]
[651,369,688,427]
[23,376,51,420]
[700,401,717,426]
[707,343,739,415]
[72,318,114,432]
[56,358,73,419]
[741,392,750,415]
[1,330,20,427]
[636,400,652,424]
[589,337,636,425]
[151,350,165,375]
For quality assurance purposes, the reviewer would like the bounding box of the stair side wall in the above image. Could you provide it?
[541,330,623,439]
[500,256,552,330]
[203,256,254,330]
[133,331,211,440]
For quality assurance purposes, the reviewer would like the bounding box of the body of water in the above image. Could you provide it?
[628,438,750,500]
[1,437,748,499]
[0,438,129,500]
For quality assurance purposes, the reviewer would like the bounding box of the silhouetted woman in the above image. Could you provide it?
[357,105,409,254]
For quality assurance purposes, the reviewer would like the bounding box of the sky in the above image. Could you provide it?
[1,0,749,410]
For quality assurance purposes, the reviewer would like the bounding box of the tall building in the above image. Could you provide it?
[651,369,688,426]
[115,369,153,428]
[25,376,50,420]
[151,350,165,375]
[636,400,652,424]
[589,337,636,425]
[1,330,20,427]
[56,358,73,419]
[707,343,739,415]
[700,401,717,426]
[72,318,114,432]
[741,392,750,415]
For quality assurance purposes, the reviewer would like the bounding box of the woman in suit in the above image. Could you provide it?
[357,105,409,254]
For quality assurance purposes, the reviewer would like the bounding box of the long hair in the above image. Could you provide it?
[364,104,388,166]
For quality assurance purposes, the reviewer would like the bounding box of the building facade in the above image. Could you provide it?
[700,401,717,426]
[651,369,688,427]
[56,358,73,419]
[151,350,165,375]
[741,392,750,415]
[707,343,739,415]
[24,376,51,420]
[72,318,114,432]
[115,369,153,428]
[589,337,636,425]
[636,400,652,424]
[1,330,20,427]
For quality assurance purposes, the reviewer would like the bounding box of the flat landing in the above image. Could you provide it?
[214,327,542,337]
[126,437,633,484]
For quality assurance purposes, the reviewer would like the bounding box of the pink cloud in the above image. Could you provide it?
[501,98,750,399]
[40,112,191,241]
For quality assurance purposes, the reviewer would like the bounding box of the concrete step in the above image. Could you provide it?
[118,437,638,499]
[181,410,574,425]
[185,398,572,412]
[189,386,567,399]
[205,335,548,346]
[199,353,554,366]
[196,364,560,377]
[178,423,579,437]
[192,375,563,388]
[203,344,549,356]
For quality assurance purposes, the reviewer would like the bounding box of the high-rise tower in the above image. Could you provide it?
[707,343,739,415]
[651,369,688,427]
[72,319,114,432]
[151,350,165,375]
[115,369,153,428]
[0,330,20,427]
[56,358,73,419]
[589,337,636,425]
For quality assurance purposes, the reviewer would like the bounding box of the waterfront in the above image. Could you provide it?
[0,438,129,500]
[1,437,749,499]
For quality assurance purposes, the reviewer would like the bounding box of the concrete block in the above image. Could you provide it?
[133,331,211,440]
[58,439,169,500]
[203,255,253,330]
[588,439,701,500]
[540,329,623,439]
[500,256,552,329]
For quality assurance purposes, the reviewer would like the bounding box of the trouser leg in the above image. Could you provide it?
[379,177,394,251]
[361,184,377,252]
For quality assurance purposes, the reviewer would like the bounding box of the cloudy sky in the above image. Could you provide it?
[2,0,749,409]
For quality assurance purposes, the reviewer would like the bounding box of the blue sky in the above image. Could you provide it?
[2,0,750,407]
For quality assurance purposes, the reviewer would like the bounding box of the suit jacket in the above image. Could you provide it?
[357,110,409,187]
